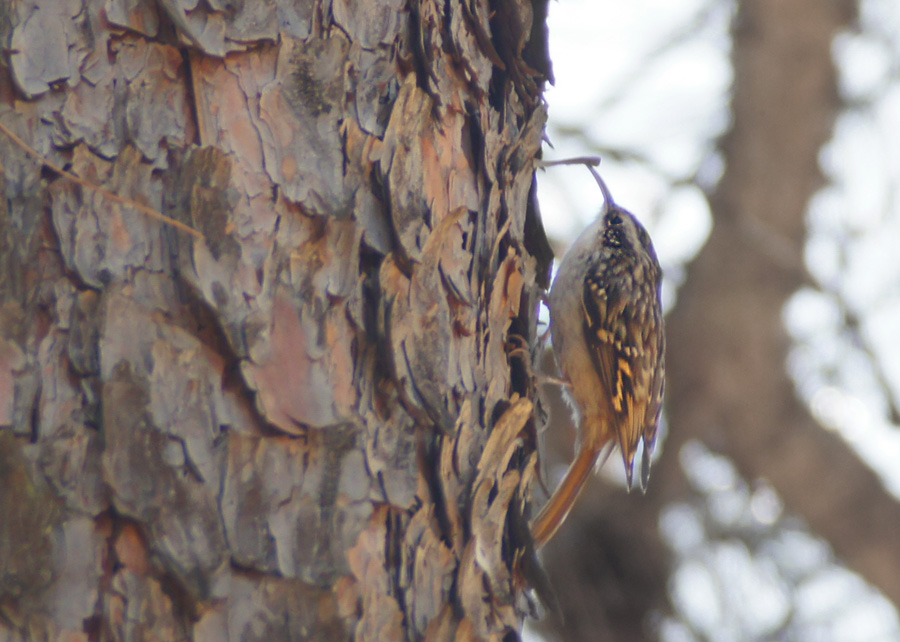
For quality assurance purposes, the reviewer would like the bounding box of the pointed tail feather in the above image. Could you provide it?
[532,438,609,548]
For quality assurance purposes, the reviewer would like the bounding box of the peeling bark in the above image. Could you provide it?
[0,0,551,640]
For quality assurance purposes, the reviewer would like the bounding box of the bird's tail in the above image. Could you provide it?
[532,437,609,548]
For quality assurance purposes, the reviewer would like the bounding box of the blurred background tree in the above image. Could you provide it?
[532,1,900,640]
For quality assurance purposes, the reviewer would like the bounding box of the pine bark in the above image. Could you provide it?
[0,1,552,640]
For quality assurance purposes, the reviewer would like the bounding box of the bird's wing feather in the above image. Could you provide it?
[582,267,662,482]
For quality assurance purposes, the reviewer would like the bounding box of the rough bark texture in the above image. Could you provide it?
[0,1,552,640]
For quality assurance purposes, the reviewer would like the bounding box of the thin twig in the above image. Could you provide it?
[0,119,204,240]
[538,156,602,169]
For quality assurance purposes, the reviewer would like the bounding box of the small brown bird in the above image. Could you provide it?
[532,167,665,548]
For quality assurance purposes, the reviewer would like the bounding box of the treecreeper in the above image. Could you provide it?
[533,166,665,547]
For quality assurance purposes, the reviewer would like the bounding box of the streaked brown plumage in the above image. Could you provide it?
[532,168,665,548]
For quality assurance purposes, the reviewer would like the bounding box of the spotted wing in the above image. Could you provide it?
[582,267,664,488]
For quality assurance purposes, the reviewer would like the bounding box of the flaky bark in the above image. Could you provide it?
[0,1,552,640]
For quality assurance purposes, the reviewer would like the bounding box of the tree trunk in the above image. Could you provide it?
[0,1,552,640]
